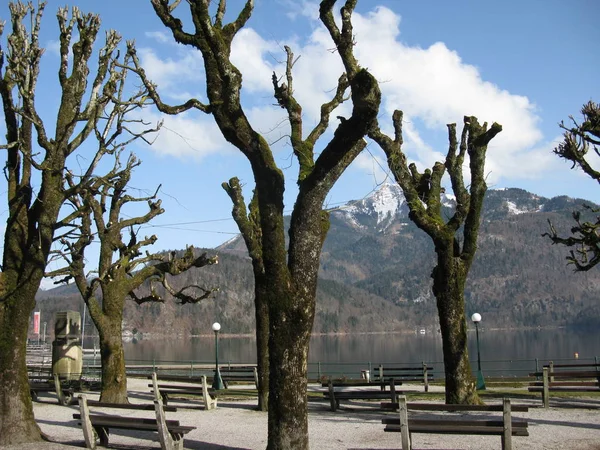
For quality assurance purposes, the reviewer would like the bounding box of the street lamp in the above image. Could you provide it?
[212,322,225,390]
[471,313,486,390]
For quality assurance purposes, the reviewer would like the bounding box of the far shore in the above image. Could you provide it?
[126,325,569,340]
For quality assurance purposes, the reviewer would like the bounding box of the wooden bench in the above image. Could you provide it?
[74,394,195,450]
[219,365,258,388]
[324,379,401,412]
[149,372,217,410]
[321,378,400,391]
[29,373,74,405]
[375,363,433,392]
[383,396,529,450]
[529,364,600,408]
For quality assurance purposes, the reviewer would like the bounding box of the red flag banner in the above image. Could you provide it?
[33,311,40,335]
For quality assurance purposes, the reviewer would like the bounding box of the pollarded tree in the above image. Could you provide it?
[129,1,381,447]
[370,112,502,404]
[221,180,270,410]
[0,3,154,444]
[48,151,218,403]
[544,101,600,271]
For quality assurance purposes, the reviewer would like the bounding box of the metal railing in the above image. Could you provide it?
[66,355,600,382]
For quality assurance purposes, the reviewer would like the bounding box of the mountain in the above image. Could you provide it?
[36,185,600,336]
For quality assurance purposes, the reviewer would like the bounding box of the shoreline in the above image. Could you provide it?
[129,325,569,340]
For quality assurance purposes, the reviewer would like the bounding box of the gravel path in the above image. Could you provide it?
[2,378,600,449]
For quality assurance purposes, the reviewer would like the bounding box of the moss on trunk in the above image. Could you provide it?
[267,291,313,450]
[433,248,479,404]
[255,280,269,411]
[0,283,43,445]
[97,327,129,404]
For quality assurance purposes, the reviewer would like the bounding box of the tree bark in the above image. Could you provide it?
[267,292,312,449]
[96,312,129,403]
[254,277,269,411]
[0,282,43,445]
[432,246,479,404]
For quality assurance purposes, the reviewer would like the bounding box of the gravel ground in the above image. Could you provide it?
[2,378,600,449]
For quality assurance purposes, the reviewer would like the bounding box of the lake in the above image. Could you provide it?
[115,328,600,379]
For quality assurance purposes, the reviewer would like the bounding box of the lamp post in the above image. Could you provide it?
[212,322,225,390]
[471,313,486,390]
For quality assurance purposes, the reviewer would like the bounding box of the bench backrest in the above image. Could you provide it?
[395,396,520,450]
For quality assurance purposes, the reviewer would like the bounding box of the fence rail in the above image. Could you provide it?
[76,356,600,382]
[27,343,600,382]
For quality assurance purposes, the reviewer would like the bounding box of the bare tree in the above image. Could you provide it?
[544,101,600,271]
[48,151,218,403]
[128,0,381,447]
[221,179,270,410]
[0,2,155,444]
[370,112,502,404]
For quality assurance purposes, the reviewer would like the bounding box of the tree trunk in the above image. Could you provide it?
[432,247,479,404]
[97,321,128,404]
[0,282,43,445]
[267,291,312,450]
[255,278,269,411]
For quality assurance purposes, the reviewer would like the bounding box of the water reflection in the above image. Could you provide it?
[121,329,599,376]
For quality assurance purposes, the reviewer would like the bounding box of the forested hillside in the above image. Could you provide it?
[36,187,600,337]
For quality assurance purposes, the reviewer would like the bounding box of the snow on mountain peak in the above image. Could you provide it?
[367,182,405,225]
[334,182,407,231]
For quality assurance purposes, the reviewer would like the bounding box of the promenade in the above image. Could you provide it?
[3,378,600,449]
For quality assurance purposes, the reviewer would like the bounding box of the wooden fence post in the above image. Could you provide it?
[542,367,549,408]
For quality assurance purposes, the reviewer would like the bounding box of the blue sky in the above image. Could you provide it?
[1,0,599,279]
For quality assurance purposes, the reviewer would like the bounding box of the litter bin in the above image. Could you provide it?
[52,311,82,381]
[361,369,370,382]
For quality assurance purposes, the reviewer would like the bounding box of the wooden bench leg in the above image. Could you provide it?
[78,394,98,449]
[542,367,549,408]
[96,426,109,447]
[155,397,178,450]
[398,396,411,450]
[328,381,337,412]
[53,374,67,405]
[170,432,184,450]
[202,375,217,410]
[502,398,512,450]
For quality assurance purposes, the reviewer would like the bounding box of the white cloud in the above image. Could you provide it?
[137,46,204,94]
[137,4,548,185]
[484,135,566,183]
[346,6,543,176]
[132,108,233,160]
[231,28,281,93]
[145,31,171,44]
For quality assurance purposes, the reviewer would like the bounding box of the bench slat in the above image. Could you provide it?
[77,420,195,434]
[529,386,600,392]
[382,417,528,428]
[74,413,181,427]
[381,402,529,412]
[384,424,529,436]
[85,401,178,411]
